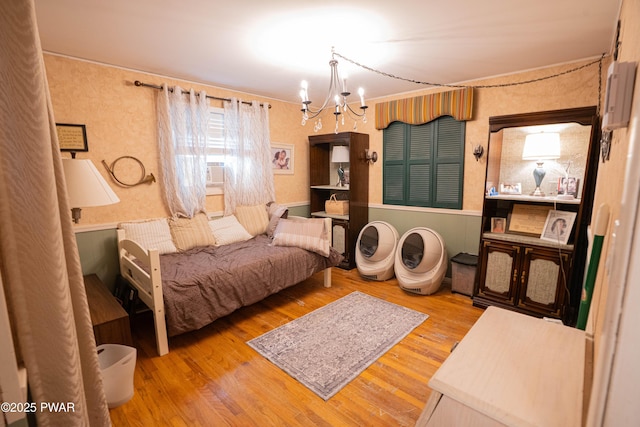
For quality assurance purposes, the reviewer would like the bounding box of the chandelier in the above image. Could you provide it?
[300,48,368,133]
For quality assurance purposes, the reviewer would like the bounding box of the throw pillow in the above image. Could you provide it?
[168,213,216,251]
[209,215,252,246]
[272,218,330,257]
[119,218,177,254]
[266,203,289,238]
[235,204,269,236]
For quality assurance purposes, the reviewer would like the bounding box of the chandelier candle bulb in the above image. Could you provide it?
[358,88,365,107]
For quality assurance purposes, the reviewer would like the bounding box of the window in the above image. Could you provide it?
[383,116,465,209]
[206,107,225,195]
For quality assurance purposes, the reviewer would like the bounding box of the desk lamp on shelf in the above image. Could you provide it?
[331,145,350,187]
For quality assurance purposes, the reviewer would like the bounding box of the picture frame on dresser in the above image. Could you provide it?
[506,204,551,236]
[540,210,576,245]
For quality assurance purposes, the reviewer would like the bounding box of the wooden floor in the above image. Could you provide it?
[109,268,484,426]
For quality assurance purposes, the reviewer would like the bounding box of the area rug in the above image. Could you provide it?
[247,291,428,400]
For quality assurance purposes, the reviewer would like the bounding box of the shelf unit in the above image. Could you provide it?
[473,107,600,325]
[309,132,369,269]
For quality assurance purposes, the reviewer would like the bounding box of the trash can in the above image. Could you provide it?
[450,253,478,297]
[97,344,136,408]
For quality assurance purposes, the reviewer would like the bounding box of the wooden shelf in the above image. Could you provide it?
[309,132,369,269]
[311,211,349,221]
[486,194,581,204]
[310,185,350,191]
[482,232,573,251]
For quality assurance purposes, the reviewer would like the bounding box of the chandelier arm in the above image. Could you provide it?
[344,103,366,118]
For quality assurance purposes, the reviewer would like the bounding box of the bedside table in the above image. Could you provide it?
[84,274,133,346]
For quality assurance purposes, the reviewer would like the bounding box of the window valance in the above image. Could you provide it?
[375,87,474,129]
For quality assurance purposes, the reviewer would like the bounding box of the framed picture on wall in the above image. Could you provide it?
[271,143,294,175]
[56,123,88,152]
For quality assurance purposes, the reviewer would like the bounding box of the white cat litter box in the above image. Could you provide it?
[395,227,448,295]
[97,344,136,408]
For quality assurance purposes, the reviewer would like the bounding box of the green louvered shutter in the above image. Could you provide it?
[407,122,433,206]
[433,116,464,209]
[383,117,464,209]
[383,122,406,205]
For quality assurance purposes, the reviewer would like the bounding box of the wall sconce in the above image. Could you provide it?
[365,149,378,164]
[472,145,484,161]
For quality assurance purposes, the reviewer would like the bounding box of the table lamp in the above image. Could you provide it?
[331,145,350,187]
[522,132,560,196]
[62,158,120,223]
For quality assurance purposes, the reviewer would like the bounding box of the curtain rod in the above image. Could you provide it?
[133,80,271,108]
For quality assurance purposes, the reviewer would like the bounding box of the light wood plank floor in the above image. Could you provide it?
[109,268,483,426]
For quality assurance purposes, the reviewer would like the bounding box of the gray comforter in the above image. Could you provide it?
[159,235,342,336]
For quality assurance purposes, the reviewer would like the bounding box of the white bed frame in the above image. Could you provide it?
[116,217,333,356]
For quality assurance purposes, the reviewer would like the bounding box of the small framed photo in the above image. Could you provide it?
[557,177,580,198]
[540,210,577,245]
[500,182,522,195]
[491,217,506,233]
[271,143,294,175]
[56,123,88,152]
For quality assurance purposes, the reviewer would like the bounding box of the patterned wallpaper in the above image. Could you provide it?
[45,53,604,225]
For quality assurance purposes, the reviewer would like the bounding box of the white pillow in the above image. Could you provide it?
[208,215,252,246]
[272,218,330,257]
[119,219,177,254]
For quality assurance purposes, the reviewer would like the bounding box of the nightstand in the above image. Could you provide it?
[84,274,133,346]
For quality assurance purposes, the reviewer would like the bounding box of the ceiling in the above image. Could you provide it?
[34,0,620,105]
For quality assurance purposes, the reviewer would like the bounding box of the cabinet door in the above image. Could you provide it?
[517,247,570,317]
[332,220,351,268]
[477,240,519,305]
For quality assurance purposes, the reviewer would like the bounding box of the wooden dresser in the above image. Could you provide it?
[84,274,133,346]
[417,306,585,427]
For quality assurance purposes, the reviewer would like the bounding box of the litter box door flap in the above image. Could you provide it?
[359,224,380,259]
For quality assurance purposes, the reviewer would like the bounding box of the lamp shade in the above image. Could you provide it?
[62,159,120,207]
[522,132,561,160]
[331,145,350,163]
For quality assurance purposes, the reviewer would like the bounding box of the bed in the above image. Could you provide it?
[117,215,340,356]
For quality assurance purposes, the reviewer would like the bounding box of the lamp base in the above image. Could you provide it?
[71,207,82,223]
[530,187,545,197]
[531,163,546,197]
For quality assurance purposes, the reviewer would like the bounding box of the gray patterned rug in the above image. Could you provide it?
[247,291,428,400]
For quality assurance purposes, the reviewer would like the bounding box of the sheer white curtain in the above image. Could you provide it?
[157,85,209,217]
[0,1,109,425]
[223,99,275,214]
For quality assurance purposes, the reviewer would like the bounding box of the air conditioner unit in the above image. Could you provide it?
[602,61,637,131]
[206,163,224,186]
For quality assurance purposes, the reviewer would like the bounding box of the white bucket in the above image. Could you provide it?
[97,344,136,408]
